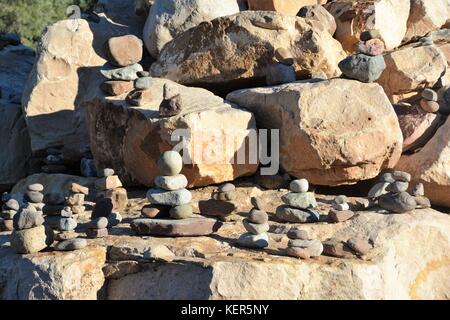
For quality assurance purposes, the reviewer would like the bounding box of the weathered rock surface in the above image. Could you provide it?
[86,78,257,187]
[131,218,223,237]
[298,4,337,35]
[396,116,450,208]
[144,0,240,58]
[326,0,410,52]
[247,0,324,16]
[150,11,346,94]
[227,79,403,185]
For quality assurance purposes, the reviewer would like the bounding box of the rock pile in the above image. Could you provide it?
[0,197,19,231]
[286,228,323,259]
[328,195,355,223]
[95,168,128,215]
[41,148,66,174]
[24,184,45,212]
[420,88,440,113]
[199,183,238,221]
[87,216,109,239]
[237,206,269,249]
[276,179,320,223]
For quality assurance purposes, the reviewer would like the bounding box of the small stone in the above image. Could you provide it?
[80,158,98,177]
[158,151,183,176]
[25,191,44,203]
[392,171,411,182]
[27,183,44,192]
[347,237,371,256]
[248,208,268,224]
[286,247,311,259]
[10,225,50,254]
[154,174,188,191]
[338,54,386,83]
[65,193,85,206]
[288,239,323,257]
[169,204,194,219]
[108,212,122,227]
[237,232,269,249]
[92,198,114,219]
[58,218,77,231]
[101,80,134,96]
[54,238,87,251]
[1,210,16,220]
[368,182,390,199]
[107,35,143,67]
[356,39,385,56]
[333,195,347,205]
[332,203,350,211]
[101,63,143,81]
[213,191,236,201]
[378,192,417,213]
[71,206,85,215]
[134,77,153,90]
[100,168,115,177]
[163,83,179,99]
[386,181,409,193]
[421,89,438,102]
[266,63,296,86]
[137,71,150,77]
[43,192,65,205]
[159,94,183,117]
[95,175,123,191]
[289,179,309,193]
[13,208,44,230]
[412,183,425,196]
[322,239,354,258]
[360,29,382,41]
[328,209,355,223]
[141,204,170,218]
[199,199,237,218]
[147,188,192,206]
[281,192,317,209]
[415,196,431,209]
[86,228,108,238]
[54,231,78,241]
[381,173,395,183]
[4,199,19,211]
[218,183,235,193]
[90,217,108,230]
[287,228,309,240]
[243,219,269,235]
[250,197,265,211]
[126,89,153,106]
[131,217,222,237]
[275,205,320,223]
[274,47,294,66]
[71,183,89,195]
[420,99,439,113]
[0,218,13,231]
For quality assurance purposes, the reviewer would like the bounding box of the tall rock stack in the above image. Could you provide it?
[43,189,77,235]
[69,182,89,215]
[237,207,269,249]
[286,228,323,259]
[95,169,128,218]
[87,216,109,239]
[328,195,355,223]
[199,183,238,221]
[0,198,19,231]
[24,184,45,213]
[276,179,320,223]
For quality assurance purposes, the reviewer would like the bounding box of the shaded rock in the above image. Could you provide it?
[65,193,85,206]
[80,158,98,177]
[131,217,222,237]
[415,196,431,209]
[13,208,44,230]
[0,218,13,232]
[135,77,153,90]
[4,199,19,211]
[90,217,108,230]
[10,225,50,254]
[386,181,409,193]
[274,48,294,66]
[101,81,134,96]
[298,4,337,35]
[347,237,371,256]
[92,198,114,219]
[25,191,44,204]
[266,63,296,86]
[141,204,170,218]
[378,192,417,213]
[339,54,386,83]
[237,232,269,249]
[169,204,194,220]
[126,89,153,106]
[275,205,320,223]
[71,182,89,195]
[86,228,108,239]
[58,218,77,232]
[322,239,354,259]
[412,183,425,197]
[54,231,78,242]
[286,247,310,259]
[43,192,65,205]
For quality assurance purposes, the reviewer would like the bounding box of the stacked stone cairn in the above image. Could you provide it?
[24,183,45,212]
[80,145,97,177]
[276,179,320,223]
[368,171,431,213]
[328,195,355,223]
[41,147,67,174]
[159,83,183,117]
[0,196,19,232]
[285,228,323,259]
[266,47,296,86]
[338,29,386,83]
[87,216,109,239]
[199,183,238,221]
[237,205,269,249]
[420,88,440,113]
[93,169,125,227]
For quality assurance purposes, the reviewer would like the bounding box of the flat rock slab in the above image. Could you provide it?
[131,218,223,237]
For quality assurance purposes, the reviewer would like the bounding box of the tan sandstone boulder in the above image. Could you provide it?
[150,11,346,95]
[326,0,410,52]
[396,116,450,208]
[227,79,403,186]
[86,78,258,187]
[247,0,326,16]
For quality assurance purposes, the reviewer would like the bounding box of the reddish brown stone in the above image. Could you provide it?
[126,89,154,106]
[141,204,170,219]
[98,187,128,212]
[131,217,223,237]
[347,237,371,256]
[328,209,355,223]
[355,39,385,56]
[420,99,440,113]
[0,218,13,231]
[86,228,108,238]
[107,35,143,67]
[199,199,237,218]
[101,80,133,96]
[322,239,354,258]
[286,247,311,259]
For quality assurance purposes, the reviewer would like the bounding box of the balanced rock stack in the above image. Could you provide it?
[24,184,45,212]
[199,183,238,221]
[339,29,386,83]
[133,151,222,237]
[276,179,320,223]
[41,148,66,174]
[0,197,20,231]
[286,228,323,260]
[87,216,109,239]
[10,205,53,254]
[266,47,296,86]
[420,88,440,113]
[328,195,355,223]
[80,145,97,177]
[95,168,128,216]
[67,182,89,216]
[237,206,269,249]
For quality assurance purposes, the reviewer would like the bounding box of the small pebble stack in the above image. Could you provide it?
[286,228,323,259]
[237,205,269,249]
[199,183,238,221]
[0,196,19,231]
[87,216,109,239]
[276,179,320,223]
[328,195,355,223]
[80,145,97,177]
[420,88,440,113]
[43,188,77,239]
[339,29,386,83]
[146,151,193,220]
[159,83,183,117]
[266,47,296,86]
[24,183,45,212]
[41,148,66,174]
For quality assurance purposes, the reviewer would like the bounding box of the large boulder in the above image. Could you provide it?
[376,44,447,102]
[403,0,449,43]
[150,11,346,95]
[247,0,326,16]
[21,3,146,160]
[396,116,450,208]
[326,0,410,52]
[226,79,403,186]
[86,78,258,187]
[143,0,241,58]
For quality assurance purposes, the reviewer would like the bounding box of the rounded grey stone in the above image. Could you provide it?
[108,212,122,227]
[25,191,44,203]
[54,238,87,251]
[137,70,150,77]
[243,219,269,235]
[248,208,268,224]
[43,192,65,205]
[288,239,323,257]
[13,208,44,230]
[218,183,235,193]
[421,88,438,102]
[275,205,320,223]
[27,183,44,192]
[381,173,395,183]
[169,204,194,219]
[147,188,192,206]
[135,76,153,90]
[378,192,417,213]
[237,232,269,249]
[289,179,309,193]
[90,217,108,229]
[333,195,347,205]
[332,202,350,211]
[387,181,409,193]
[368,182,390,199]
[412,183,425,197]
[392,171,411,182]
[154,174,188,191]
[4,199,19,211]
[158,151,183,176]
[58,218,77,231]
[287,228,309,240]
[281,192,317,209]
[266,63,296,86]
[338,54,386,83]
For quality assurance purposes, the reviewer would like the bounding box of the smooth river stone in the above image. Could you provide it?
[141,204,170,218]
[43,192,65,205]
[288,239,323,257]
[131,218,222,237]
[386,181,409,193]
[154,174,188,191]
[243,219,269,235]
[25,191,44,203]
[286,247,310,259]
[276,205,320,223]
[54,238,87,251]
[4,199,19,211]
[289,179,309,193]
[89,217,108,230]
[378,192,417,213]
[100,63,143,81]
[287,228,309,240]
[169,204,194,219]
[146,188,192,206]
[218,183,235,192]
[281,192,317,209]
[27,183,44,192]
[198,199,237,218]
[158,151,183,176]
[328,209,355,223]
[58,218,77,231]
[13,208,44,230]
[248,209,268,224]
[367,182,390,199]
[237,232,269,249]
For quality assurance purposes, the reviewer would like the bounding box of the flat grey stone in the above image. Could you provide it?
[276,205,320,223]
[101,63,143,81]
[378,192,417,213]
[147,188,192,206]
[237,232,269,249]
[54,238,87,251]
[243,219,269,235]
[281,192,317,209]
[154,174,188,191]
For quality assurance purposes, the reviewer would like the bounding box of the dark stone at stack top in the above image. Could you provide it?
[92,198,113,219]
